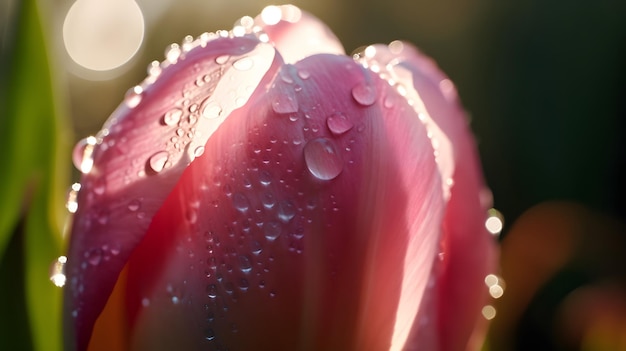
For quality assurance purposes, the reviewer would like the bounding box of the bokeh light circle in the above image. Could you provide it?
[63,0,145,72]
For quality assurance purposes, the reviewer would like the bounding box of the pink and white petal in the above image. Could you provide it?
[125,54,444,350]
[64,34,282,351]
[365,42,497,350]
[254,5,345,64]
[394,43,497,351]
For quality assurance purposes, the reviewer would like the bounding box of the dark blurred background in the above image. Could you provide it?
[2,0,626,349]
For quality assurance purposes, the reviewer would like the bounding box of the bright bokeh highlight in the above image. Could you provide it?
[63,0,144,72]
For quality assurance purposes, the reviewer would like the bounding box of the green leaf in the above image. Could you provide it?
[0,0,70,350]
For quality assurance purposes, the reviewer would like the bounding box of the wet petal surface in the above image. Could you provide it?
[65,34,281,351]
[123,54,445,350]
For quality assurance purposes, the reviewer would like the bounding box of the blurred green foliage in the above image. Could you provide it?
[0,0,68,350]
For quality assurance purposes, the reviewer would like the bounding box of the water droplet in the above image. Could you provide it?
[181,35,194,52]
[297,69,310,79]
[223,184,233,196]
[383,95,395,108]
[259,171,272,186]
[263,221,281,241]
[485,208,504,236]
[85,248,102,266]
[207,284,218,299]
[93,178,106,195]
[261,5,282,25]
[233,57,253,71]
[125,85,143,108]
[251,240,263,255]
[304,137,343,180]
[306,198,317,210]
[351,82,377,106]
[261,192,276,209]
[482,305,497,320]
[205,328,216,341]
[66,183,81,213]
[49,256,67,287]
[238,279,249,292]
[239,255,252,274]
[388,40,405,54]
[223,281,235,295]
[291,227,305,240]
[326,112,353,135]
[272,95,299,114]
[186,209,198,224]
[147,60,162,76]
[110,244,121,256]
[242,177,252,189]
[281,72,294,84]
[125,199,140,212]
[165,43,181,63]
[233,193,250,212]
[148,151,169,173]
[72,136,97,174]
[232,25,246,37]
[277,200,295,222]
[215,55,230,65]
[202,103,222,119]
[194,146,205,157]
[163,108,183,126]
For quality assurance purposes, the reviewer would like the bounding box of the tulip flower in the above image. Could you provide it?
[64,5,497,351]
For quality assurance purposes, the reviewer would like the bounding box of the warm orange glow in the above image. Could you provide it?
[88,266,130,351]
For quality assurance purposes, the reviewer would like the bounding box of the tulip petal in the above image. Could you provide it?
[362,42,498,350]
[254,5,345,64]
[64,34,282,350]
[123,54,445,350]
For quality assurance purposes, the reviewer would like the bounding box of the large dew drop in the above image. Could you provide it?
[148,151,169,173]
[215,55,229,65]
[202,103,222,119]
[351,82,377,106]
[233,57,253,71]
[72,136,97,174]
[304,137,343,180]
[163,108,183,126]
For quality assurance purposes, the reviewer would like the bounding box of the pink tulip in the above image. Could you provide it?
[64,5,497,351]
